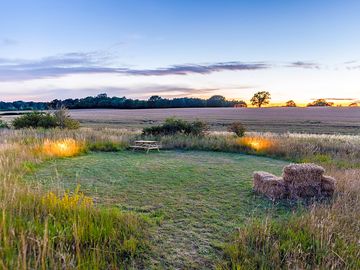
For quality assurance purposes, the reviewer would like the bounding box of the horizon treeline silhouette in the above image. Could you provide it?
[0,93,247,111]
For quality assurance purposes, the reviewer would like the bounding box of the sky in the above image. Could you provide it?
[0,0,359,105]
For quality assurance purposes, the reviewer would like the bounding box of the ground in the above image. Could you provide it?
[29,150,290,268]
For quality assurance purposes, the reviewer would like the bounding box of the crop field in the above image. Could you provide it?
[2,107,360,134]
[27,150,290,268]
[54,107,360,134]
[67,107,360,134]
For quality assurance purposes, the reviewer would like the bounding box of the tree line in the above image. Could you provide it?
[0,92,357,111]
[0,94,247,111]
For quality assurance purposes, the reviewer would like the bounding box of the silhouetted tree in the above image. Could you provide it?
[307,99,333,107]
[250,91,271,107]
[285,100,297,107]
[234,101,248,107]
[207,95,226,107]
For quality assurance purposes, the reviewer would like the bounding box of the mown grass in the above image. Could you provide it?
[28,150,291,268]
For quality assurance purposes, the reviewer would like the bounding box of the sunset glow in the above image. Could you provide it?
[238,137,273,151]
[1,1,359,104]
[43,139,82,157]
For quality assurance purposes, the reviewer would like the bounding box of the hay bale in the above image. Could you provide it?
[320,175,336,197]
[283,163,325,187]
[252,164,335,201]
[253,172,288,201]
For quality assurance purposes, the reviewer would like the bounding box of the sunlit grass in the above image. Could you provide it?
[0,134,149,269]
[41,185,93,209]
[237,136,273,151]
[43,138,83,157]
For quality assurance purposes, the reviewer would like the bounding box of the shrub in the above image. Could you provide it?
[143,118,208,136]
[0,118,9,128]
[53,106,80,129]
[12,112,58,129]
[12,108,80,129]
[227,122,246,137]
[63,117,80,129]
[184,120,209,136]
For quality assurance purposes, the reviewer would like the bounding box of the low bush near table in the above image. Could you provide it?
[142,117,209,136]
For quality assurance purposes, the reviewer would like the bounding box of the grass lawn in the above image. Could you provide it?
[28,150,290,269]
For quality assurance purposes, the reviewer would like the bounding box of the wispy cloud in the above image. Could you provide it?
[287,61,320,69]
[125,62,269,76]
[0,52,270,81]
[1,51,344,82]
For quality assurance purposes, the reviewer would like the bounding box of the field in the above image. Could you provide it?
[0,120,359,268]
[2,107,360,134]
[27,150,289,268]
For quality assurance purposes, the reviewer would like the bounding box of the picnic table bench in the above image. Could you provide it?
[129,140,161,153]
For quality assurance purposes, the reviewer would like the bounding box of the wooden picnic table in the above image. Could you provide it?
[129,140,161,153]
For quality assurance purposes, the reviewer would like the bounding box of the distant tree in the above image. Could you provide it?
[148,95,162,102]
[250,91,271,108]
[307,99,333,107]
[207,95,226,107]
[285,100,297,107]
[97,93,108,99]
[148,95,164,108]
[234,101,248,108]
[349,102,358,107]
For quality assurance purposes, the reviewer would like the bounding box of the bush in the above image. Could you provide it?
[53,106,80,129]
[185,120,209,136]
[12,112,58,129]
[142,118,208,136]
[63,117,80,129]
[12,108,80,129]
[227,122,246,137]
[0,118,9,128]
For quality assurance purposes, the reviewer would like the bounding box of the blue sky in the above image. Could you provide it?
[0,0,359,104]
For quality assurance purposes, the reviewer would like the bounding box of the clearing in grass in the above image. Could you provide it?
[28,150,291,268]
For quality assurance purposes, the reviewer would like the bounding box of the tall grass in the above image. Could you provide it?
[0,130,149,269]
[3,128,360,167]
[157,132,360,167]
[218,169,360,269]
